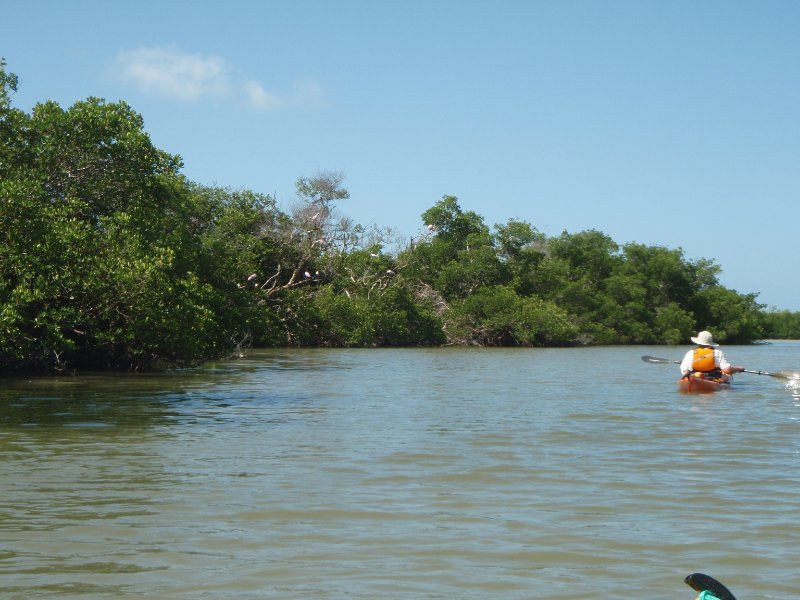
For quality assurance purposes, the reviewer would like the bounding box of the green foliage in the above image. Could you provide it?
[0,62,267,370]
[0,58,18,111]
[574,244,711,344]
[310,249,445,347]
[408,196,509,300]
[695,287,764,343]
[405,196,769,346]
[447,285,576,346]
[761,310,800,339]
[493,219,547,295]
[548,229,621,285]
[421,195,486,250]
[435,243,508,299]
[653,302,696,345]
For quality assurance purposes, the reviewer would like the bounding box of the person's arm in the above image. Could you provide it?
[717,350,744,375]
[680,350,693,376]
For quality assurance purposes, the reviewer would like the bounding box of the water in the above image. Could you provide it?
[1,343,800,599]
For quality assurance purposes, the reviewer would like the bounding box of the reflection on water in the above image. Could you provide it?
[2,344,800,599]
[785,375,800,407]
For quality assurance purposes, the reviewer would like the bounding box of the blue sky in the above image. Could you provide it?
[5,0,800,310]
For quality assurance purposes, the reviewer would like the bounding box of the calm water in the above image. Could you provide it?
[2,343,800,599]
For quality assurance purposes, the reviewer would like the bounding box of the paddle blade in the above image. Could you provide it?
[641,355,679,365]
[743,368,800,380]
[684,573,737,600]
[774,370,800,380]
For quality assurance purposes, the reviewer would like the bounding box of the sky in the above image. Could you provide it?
[4,0,799,309]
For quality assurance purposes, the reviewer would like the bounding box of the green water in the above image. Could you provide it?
[2,344,799,599]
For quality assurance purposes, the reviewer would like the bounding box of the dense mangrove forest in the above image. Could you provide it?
[0,59,796,372]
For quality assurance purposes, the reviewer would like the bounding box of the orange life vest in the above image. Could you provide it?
[692,347,717,373]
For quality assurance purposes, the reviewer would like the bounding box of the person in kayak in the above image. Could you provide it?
[680,330,745,380]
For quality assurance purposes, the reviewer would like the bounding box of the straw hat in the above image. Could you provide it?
[691,330,718,347]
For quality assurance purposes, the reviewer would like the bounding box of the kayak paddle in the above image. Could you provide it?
[641,355,797,380]
[684,572,737,600]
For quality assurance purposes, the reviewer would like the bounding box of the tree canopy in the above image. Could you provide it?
[0,59,779,372]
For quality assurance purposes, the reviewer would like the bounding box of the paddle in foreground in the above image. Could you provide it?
[684,572,737,600]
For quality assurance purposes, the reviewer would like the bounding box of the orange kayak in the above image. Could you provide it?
[678,374,732,393]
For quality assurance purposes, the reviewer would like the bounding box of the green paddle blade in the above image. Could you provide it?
[684,573,737,600]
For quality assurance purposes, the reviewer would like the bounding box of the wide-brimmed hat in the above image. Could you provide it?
[691,330,718,347]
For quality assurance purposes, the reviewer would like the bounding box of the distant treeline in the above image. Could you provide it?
[760,311,800,339]
[1,59,795,372]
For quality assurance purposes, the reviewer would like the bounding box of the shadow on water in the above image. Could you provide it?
[0,372,192,431]
[0,348,341,433]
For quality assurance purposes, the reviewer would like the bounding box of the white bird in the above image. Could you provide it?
[304,271,312,279]
[386,269,395,276]
[370,253,379,258]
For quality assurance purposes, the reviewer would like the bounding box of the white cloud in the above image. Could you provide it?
[287,79,324,109]
[114,45,324,111]
[245,79,325,111]
[244,80,282,110]
[115,46,230,101]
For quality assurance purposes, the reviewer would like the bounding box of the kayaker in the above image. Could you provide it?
[680,330,745,379]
